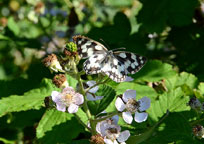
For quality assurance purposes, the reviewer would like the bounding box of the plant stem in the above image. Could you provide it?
[93,111,120,123]
[72,62,97,134]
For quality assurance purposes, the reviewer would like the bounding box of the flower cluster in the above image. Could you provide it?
[96,115,130,144]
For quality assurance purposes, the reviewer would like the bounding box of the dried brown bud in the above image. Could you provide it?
[53,74,68,88]
[42,54,64,73]
[90,134,104,144]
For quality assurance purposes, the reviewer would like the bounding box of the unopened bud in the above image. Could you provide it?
[193,125,204,139]
[42,54,64,73]
[53,74,68,89]
[90,134,104,144]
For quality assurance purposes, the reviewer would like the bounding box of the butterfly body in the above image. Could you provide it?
[73,35,147,82]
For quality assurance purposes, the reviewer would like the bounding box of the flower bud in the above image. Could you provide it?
[52,74,68,89]
[42,54,64,73]
[193,125,204,139]
[90,134,104,144]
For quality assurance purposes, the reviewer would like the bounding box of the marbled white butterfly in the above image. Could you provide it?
[73,35,147,82]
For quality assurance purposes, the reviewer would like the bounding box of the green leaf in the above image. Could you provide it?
[0,79,55,117]
[7,17,20,36]
[38,110,84,143]
[165,72,198,91]
[141,112,201,144]
[36,109,73,138]
[133,60,176,82]
[198,82,204,95]
[0,34,10,40]
[88,84,116,115]
[149,88,190,123]
[66,74,78,88]
[138,0,198,33]
[115,82,157,100]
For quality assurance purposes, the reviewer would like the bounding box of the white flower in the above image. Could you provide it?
[96,115,130,144]
[85,81,104,101]
[51,87,84,113]
[115,89,151,124]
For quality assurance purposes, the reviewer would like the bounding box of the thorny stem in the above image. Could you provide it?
[72,62,97,134]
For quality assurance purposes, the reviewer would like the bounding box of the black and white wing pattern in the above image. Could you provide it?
[113,52,147,74]
[73,35,107,59]
[73,35,147,82]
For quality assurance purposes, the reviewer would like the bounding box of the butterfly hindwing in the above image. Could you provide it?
[114,52,147,75]
[83,53,105,74]
[101,56,126,82]
[73,35,107,59]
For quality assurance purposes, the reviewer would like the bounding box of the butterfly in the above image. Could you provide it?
[73,35,147,82]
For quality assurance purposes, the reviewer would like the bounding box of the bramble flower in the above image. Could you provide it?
[96,115,130,144]
[42,54,64,73]
[85,81,104,101]
[51,87,84,113]
[115,90,151,124]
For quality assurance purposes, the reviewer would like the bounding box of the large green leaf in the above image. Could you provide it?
[88,84,116,115]
[165,72,199,91]
[139,112,202,144]
[38,110,84,144]
[115,82,157,100]
[36,109,73,138]
[0,79,56,117]
[138,0,198,33]
[148,87,190,123]
[133,60,176,82]
[7,17,20,36]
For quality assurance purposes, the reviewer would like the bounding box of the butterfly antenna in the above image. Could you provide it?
[99,38,110,49]
[112,47,126,52]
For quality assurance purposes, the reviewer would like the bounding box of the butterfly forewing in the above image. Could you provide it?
[73,35,107,59]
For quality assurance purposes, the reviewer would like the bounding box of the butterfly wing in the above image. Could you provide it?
[73,35,108,59]
[113,51,147,74]
[101,55,127,82]
[83,53,106,74]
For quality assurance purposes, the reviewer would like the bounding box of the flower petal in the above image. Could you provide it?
[74,93,84,105]
[51,91,60,102]
[68,103,79,113]
[122,90,136,103]
[134,112,148,123]
[86,93,104,101]
[122,112,133,124]
[112,115,119,124]
[56,103,66,112]
[115,97,125,112]
[87,81,99,93]
[138,96,151,111]
[117,130,130,142]
[104,138,115,144]
[123,76,134,82]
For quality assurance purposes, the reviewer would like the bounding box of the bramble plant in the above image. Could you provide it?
[42,38,150,143]
[1,0,204,143]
